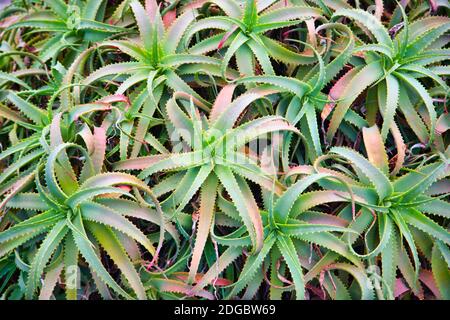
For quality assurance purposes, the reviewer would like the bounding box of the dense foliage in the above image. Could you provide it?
[0,0,448,300]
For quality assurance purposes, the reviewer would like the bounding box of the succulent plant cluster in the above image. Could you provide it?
[0,0,448,300]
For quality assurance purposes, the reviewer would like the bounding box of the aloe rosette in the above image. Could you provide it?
[188,170,371,300]
[4,0,130,64]
[324,8,450,146]
[183,0,323,77]
[0,121,170,300]
[82,0,236,109]
[113,84,300,281]
[301,125,450,299]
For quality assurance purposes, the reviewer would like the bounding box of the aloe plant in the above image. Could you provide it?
[324,7,449,146]
[5,0,128,64]
[113,85,299,280]
[307,125,449,299]
[183,0,323,77]
[82,0,232,108]
[0,121,168,299]
[196,172,371,300]
[233,21,359,164]
[0,90,125,208]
